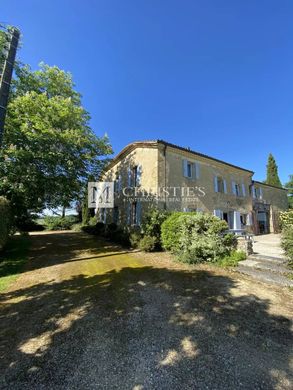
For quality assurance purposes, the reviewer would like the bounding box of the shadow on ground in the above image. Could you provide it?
[1,269,292,388]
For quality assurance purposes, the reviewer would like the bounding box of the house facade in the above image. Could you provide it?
[99,140,288,234]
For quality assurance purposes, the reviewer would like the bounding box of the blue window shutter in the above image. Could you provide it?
[127,167,132,186]
[193,162,200,179]
[136,165,142,186]
[242,183,246,197]
[136,202,142,225]
[231,181,236,195]
[118,175,122,192]
[127,203,131,225]
[214,176,218,192]
[223,180,227,194]
[183,159,188,177]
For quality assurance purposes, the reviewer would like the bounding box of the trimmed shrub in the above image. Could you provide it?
[141,209,170,249]
[162,212,234,264]
[139,236,157,252]
[43,215,78,231]
[0,197,12,250]
[161,212,195,251]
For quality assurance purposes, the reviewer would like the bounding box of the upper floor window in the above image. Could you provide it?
[214,176,227,193]
[232,181,241,196]
[183,159,200,179]
[128,165,142,186]
[251,185,263,199]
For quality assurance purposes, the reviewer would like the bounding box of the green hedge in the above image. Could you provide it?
[161,212,237,263]
[0,197,12,250]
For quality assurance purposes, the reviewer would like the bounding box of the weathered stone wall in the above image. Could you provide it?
[159,145,253,218]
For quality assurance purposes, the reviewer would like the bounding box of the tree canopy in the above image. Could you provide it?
[264,153,282,188]
[0,63,112,224]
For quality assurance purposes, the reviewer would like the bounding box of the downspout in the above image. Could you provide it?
[163,145,167,210]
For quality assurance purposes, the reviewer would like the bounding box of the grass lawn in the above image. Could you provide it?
[0,235,30,292]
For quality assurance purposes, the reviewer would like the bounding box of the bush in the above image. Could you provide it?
[0,197,12,250]
[161,212,194,251]
[216,250,246,267]
[280,210,293,229]
[281,226,293,268]
[17,215,45,232]
[81,222,105,236]
[129,231,142,248]
[141,209,170,249]
[43,215,78,231]
[71,223,84,232]
[139,236,157,252]
[110,228,130,247]
[162,212,234,264]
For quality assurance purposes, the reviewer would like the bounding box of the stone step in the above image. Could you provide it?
[237,266,293,287]
[248,254,287,265]
[238,259,289,275]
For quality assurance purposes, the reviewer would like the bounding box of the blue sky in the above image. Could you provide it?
[2,0,293,183]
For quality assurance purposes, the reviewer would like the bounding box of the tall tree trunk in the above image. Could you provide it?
[62,206,66,218]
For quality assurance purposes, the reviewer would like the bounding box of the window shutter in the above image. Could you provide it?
[127,204,131,225]
[223,180,227,194]
[233,211,241,230]
[136,165,142,186]
[242,183,246,197]
[214,176,218,192]
[136,202,142,225]
[127,167,132,186]
[213,209,223,219]
[259,187,263,200]
[231,181,236,195]
[194,162,200,179]
[183,159,188,177]
[118,175,122,192]
[251,185,256,198]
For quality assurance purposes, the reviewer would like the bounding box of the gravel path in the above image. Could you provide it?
[0,231,292,389]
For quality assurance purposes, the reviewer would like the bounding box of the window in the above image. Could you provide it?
[133,166,138,186]
[232,181,242,197]
[129,201,141,225]
[214,176,226,193]
[183,159,200,179]
[240,214,247,225]
[251,185,263,199]
[235,183,241,196]
[128,165,141,186]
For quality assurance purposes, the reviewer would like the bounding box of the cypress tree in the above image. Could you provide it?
[264,153,282,187]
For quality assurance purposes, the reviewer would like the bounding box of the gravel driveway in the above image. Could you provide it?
[0,231,292,389]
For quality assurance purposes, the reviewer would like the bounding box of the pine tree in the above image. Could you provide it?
[264,153,282,187]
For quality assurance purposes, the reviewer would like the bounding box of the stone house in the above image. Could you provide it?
[99,140,288,234]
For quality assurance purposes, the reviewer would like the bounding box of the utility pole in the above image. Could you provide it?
[0,26,20,147]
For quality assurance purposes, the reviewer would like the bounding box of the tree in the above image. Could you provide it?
[0,63,112,225]
[285,175,293,209]
[264,153,282,188]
